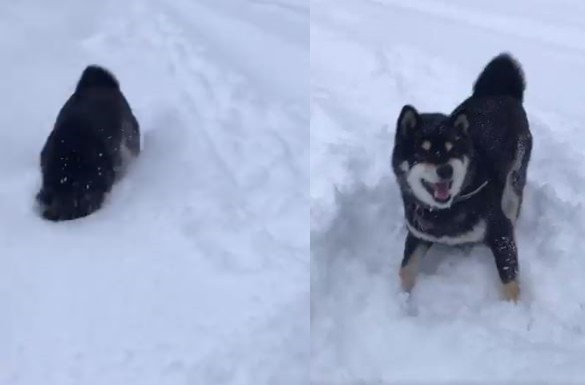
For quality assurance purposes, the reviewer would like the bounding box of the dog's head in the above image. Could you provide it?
[36,180,109,221]
[392,105,473,209]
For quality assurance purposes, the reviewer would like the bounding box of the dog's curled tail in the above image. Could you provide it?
[472,53,525,102]
[75,65,119,93]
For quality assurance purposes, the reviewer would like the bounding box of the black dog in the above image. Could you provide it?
[392,53,532,301]
[37,65,140,221]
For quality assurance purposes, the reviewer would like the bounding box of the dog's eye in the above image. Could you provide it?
[421,140,431,151]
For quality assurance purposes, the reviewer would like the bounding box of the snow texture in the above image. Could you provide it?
[311,0,585,383]
[5,0,585,383]
[0,0,308,384]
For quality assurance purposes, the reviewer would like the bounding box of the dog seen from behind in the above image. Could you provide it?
[37,65,140,221]
[392,53,532,302]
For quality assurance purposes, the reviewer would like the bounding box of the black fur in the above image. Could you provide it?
[392,53,532,293]
[37,65,140,221]
[76,65,120,92]
[472,53,525,102]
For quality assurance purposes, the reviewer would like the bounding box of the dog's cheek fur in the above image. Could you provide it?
[405,163,439,207]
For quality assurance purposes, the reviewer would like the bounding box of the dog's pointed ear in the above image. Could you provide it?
[397,105,419,136]
[452,111,469,134]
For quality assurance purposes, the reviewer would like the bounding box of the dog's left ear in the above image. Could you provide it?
[452,111,469,134]
[397,105,419,136]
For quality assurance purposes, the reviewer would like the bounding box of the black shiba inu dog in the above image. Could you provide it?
[37,65,140,221]
[392,53,532,301]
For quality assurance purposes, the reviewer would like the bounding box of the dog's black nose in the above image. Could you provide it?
[436,164,453,179]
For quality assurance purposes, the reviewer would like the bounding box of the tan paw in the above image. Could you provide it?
[399,266,416,293]
[503,280,520,302]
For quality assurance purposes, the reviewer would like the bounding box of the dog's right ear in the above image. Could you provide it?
[397,105,419,136]
[452,110,469,135]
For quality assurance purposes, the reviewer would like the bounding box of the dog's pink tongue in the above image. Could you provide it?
[434,182,450,200]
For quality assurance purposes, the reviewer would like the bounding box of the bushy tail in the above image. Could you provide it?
[472,53,525,102]
[75,65,119,92]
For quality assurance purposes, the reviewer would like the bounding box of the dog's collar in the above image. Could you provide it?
[454,180,489,203]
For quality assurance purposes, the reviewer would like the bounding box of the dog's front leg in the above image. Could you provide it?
[486,215,520,302]
[399,233,432,292]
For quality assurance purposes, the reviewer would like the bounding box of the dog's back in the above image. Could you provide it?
[38,65,140,221]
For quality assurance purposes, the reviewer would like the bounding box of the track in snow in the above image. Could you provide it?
[1,1,308,384]
[311,0,585,383]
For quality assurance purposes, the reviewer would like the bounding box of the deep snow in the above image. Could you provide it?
[1,0,308,384]
[7,0,585,383]
[311,0,585,383]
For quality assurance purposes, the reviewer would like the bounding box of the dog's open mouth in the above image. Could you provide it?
[422,180,452,203]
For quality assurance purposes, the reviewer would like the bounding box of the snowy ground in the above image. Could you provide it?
[311,0,585,383]
[0,0,308,384]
